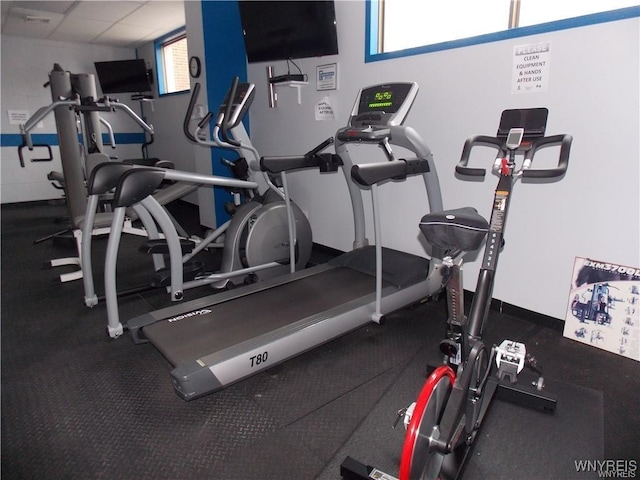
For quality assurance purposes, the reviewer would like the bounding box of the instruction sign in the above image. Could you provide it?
[315,96,335,121]
[512,42,550,94]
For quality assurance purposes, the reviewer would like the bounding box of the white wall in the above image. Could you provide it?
[244,2,640,320]
[0,35,143,203]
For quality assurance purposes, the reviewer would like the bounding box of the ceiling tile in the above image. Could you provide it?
[9,1,76,15]
[69,1,142,22]
[49,15,112,43]
[93,21,158,46]
[119,1,184,28]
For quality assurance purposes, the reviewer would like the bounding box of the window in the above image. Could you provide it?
[368,0,640,61]
[518,0,638,27]
[155,29,190,95]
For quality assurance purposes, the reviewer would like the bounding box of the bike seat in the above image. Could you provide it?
[420,207,489,252]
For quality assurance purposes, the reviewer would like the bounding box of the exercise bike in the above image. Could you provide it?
[341,108,572,480]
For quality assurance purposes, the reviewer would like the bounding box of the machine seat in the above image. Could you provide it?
[420,207,489,253]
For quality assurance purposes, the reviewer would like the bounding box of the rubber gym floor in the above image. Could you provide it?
[2,200,638,480]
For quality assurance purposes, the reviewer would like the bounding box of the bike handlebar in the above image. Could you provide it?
[455,135,505,177]
[455,133,572,179]
[521,134,572,179]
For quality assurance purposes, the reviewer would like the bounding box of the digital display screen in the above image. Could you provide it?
[506,128,524,147]
[357,83,412,114]
[368,90,393,110]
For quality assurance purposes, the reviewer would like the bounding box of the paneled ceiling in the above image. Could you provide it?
[0,1,185,49]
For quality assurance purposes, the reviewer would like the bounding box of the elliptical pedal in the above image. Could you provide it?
[151,261,204,287]
[138,238,196,255]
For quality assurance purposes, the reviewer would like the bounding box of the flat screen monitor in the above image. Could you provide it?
[238,1,339,63]
[94,59,152,94]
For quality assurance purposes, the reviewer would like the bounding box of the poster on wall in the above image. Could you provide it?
[564,257,640,362]
[512,42,550,94]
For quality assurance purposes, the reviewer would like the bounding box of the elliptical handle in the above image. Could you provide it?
[220,76,241,147]
[455,135,505,177]
[305,137,334,158]
[521,134,572,179]
[183,82,201,143]
[197,112,214,130]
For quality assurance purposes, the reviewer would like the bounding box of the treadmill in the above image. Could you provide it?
[127,82,446,400]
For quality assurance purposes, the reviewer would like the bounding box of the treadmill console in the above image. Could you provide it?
[337,82,418,143]
[219,82,255,128]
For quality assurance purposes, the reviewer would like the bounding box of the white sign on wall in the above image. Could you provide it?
[315,96,335,121]
[316,63,337,91]
[512,42,550,94]
[7,110,30,125]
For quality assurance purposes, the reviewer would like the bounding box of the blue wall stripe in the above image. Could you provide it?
[1,132,147,148]
[1,133,59,147]
[110,132,148,145]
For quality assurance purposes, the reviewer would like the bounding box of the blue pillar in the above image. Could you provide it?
[201,0,248,226]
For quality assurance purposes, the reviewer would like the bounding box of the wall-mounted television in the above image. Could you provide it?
[238,1,339,64]
[94,59,152,94]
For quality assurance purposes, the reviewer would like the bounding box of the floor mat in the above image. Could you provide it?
[319,344,604,480]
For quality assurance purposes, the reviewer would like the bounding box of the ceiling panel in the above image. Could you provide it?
[93,22,159,48]
[70,1,143,23]
[48,16,112,44]
[1,1,185,48]
[119,1,184,30]
[11,1,75,15]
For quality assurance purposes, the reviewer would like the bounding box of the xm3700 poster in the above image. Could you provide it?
[564,257,639,362]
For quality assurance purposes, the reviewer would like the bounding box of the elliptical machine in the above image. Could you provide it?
[340,108,572,480]
[88,77,327,338]
[188,77,314,286]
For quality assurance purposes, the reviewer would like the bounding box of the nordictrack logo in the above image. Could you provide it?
[167,309,212,323]
[575,459,637,478]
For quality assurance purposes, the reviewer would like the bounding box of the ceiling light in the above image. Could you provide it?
[24,15,52,23]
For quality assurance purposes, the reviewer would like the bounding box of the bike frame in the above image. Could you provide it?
[431,151,517,459]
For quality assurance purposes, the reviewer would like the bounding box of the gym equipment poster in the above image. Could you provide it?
[564,257,640,362]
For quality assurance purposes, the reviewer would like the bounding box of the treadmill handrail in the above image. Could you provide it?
[351,157,430,186]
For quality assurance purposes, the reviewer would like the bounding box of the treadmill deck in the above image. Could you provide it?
[143,267,384,366]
